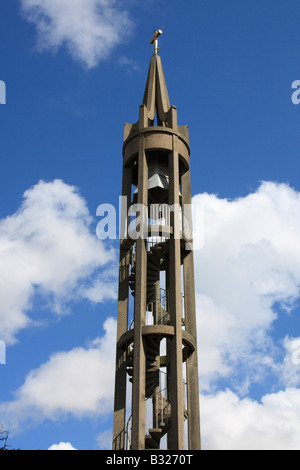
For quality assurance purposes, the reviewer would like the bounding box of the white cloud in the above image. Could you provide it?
[193,181,300,391]
[3,179,300,449]
[201,388,300,450]
[118,56,141,73]
[96,429,113,450]
[48,441,77,450]
[20,0,133,68]
[0,179,117,345]
[0,317,116,432]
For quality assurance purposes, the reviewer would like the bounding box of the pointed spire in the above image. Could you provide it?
[142,54,171,126]
[124,31,190,144]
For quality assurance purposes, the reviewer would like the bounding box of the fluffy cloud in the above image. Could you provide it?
[201,388,300,450]
[3,180,300,449]
[0,179,117,345]
[20,0,133,68]
[193,181,300,392]
[0,317,116,431]
[48,441,76,450]
[96,430,113,450]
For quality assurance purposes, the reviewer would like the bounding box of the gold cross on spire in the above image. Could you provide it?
[150,29,163,55]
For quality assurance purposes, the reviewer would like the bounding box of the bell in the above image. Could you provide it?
[133,161,169,203]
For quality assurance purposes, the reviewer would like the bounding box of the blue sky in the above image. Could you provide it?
[1,0,300,450]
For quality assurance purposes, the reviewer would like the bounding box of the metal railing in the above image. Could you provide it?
[145,384,171,434]
[126,415,132,450]
[146,236,167,251]
[125,380,188,449]
[146,291,169,326]
[129,290,186,330]
[125,392,171,449]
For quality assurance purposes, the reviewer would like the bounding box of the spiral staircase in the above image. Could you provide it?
[125,238,173,449]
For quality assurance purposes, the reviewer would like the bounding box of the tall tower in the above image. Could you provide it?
[113,31,200,451]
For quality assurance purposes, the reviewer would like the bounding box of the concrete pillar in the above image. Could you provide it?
[131,136,148,450]
[167,136,185,450]
[182,168,201,450]
[113,165,132,450]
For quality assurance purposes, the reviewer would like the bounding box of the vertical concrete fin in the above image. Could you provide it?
[142,54,171,127]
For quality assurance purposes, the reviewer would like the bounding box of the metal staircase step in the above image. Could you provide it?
[149,428,163,443]
[145,422,170,449]
[145,434,159,449]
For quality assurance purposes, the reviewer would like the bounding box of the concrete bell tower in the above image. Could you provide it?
[112,31,201,451]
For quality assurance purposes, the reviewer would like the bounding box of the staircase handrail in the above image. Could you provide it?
[145,386,171,431]
[125,415,132,450]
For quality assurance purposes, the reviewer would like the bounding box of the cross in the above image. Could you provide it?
[150,30,163,55]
